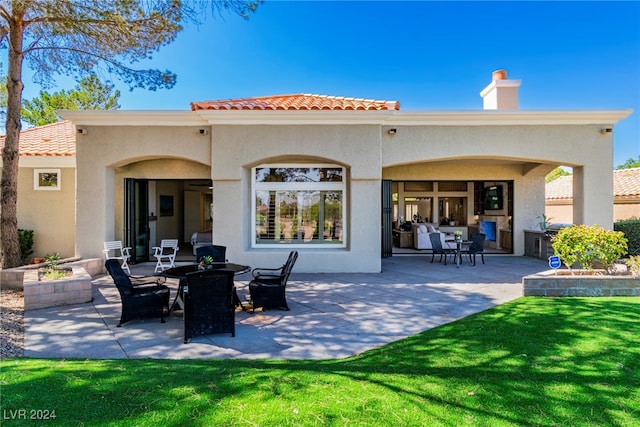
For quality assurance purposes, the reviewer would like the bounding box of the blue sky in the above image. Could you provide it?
[22,0,640,166]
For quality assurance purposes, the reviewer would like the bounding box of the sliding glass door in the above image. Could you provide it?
[124,178,150,264]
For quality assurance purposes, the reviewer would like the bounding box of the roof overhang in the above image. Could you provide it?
[59,109,633,127]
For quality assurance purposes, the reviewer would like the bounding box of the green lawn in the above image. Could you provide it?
[2,297,638,426]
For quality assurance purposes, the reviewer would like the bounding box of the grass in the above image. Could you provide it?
[1,297,639,426]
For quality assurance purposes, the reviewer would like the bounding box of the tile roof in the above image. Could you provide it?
[0,120,76,157]
[546,168,640,200]
[191,94,400,111]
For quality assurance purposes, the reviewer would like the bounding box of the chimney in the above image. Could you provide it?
[479,69,522,110]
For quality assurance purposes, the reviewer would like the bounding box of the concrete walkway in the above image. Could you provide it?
[24,255,548,360]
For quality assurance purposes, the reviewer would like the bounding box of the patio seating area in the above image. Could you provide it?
[23,255,548,360]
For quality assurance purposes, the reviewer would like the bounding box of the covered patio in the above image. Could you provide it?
[24,255,548,359]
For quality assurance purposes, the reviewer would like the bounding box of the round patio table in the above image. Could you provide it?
[162,263,251,312]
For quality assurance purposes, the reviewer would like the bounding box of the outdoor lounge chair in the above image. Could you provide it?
[461,232,486,266]
[105,259,170,327]
[184,270,236,342]
[195,244,227,263]
[248,251,298,312]
[152,239,179,273]
[429,232,455,265]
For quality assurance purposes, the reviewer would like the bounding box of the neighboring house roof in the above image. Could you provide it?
[546,168,640,200]
[191,94,400,111]
[0,120,76,157]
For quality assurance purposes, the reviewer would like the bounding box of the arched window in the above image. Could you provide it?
[252,164,346,248]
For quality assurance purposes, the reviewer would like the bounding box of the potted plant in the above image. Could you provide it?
[198,255,215,270]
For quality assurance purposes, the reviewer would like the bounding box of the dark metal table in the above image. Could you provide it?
[453,240,471,268]
[162,263,251,312]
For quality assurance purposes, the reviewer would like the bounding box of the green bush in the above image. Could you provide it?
[18,229,34,264]
[551,225,627,273]
[614,217,640,256]
[627,255,640,276]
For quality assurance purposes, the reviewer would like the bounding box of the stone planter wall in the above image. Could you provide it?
[1,258,103,290]
[523,270,640,297]
[23,266,93,310]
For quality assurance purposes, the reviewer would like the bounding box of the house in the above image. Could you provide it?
[3,70,632,272]
[546,167,640,223]
[0,121,76,258]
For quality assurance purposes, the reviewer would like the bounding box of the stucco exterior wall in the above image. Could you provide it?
[381,124,613,228]
[75,126,211,259]
[211,125,382,273]
[63,107,627,274]
[547,200,640,224]
[17,167,75,259]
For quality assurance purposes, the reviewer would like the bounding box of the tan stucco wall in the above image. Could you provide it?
[17,167,75,259]
[547,200,640,223]
[211,125,382,273]
[75,126,211,260]
[68,111,623,273]
[382,124,613,228]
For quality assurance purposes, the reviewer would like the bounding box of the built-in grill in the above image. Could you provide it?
[524,224,570,260]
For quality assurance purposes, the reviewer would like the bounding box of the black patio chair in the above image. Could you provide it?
[248,251,298,312]
[462,232,486,266]
[105,259,170,327]
[429,232,455,265]
[184,269,236,342]
[195,244,227,263]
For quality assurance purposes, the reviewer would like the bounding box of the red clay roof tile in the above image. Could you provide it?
[191,94,400,111]
[0,121,76,157]
[546,168,640,199]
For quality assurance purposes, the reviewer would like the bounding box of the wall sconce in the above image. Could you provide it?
[600,128,612,135]
[199,128,208,135]
[388,128,397,135]
[77,128,87,135]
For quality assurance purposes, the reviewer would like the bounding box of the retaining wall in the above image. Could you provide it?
[523,270,640,297]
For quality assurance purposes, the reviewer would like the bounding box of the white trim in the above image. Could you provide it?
[384,110,634,126]
[19,156,75,168]
[33,168,61,190]
[479,79,522,98]
[59,108,633,127]
[58,110,207,126]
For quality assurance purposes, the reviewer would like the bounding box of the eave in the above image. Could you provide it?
[59,109,633,127]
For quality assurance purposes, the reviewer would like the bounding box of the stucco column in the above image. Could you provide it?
[76,164,113,259]
[573,166,614,229]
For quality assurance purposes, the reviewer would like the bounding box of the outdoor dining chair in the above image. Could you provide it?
[105,259,170,327]
[195,244,227,263]
[184,269,236,342]
[248,251,298,312]
[461,232,486,266]
[152,239,179,273]
[429,232,455,265]
[103,240,132,274]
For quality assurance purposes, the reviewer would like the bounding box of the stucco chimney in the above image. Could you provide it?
[480,69,522,110]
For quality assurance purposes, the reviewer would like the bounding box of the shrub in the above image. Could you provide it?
[627,255,640,276]
[18,229,34,264]
[614,217,640,256]
[551,225,627,273]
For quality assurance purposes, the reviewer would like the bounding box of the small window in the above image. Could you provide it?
[34,169,61,190]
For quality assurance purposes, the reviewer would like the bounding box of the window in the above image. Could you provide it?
[252,165,346,247]
[34,169,61,190]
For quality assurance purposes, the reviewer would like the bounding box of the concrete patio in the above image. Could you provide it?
[24,255,548,360]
